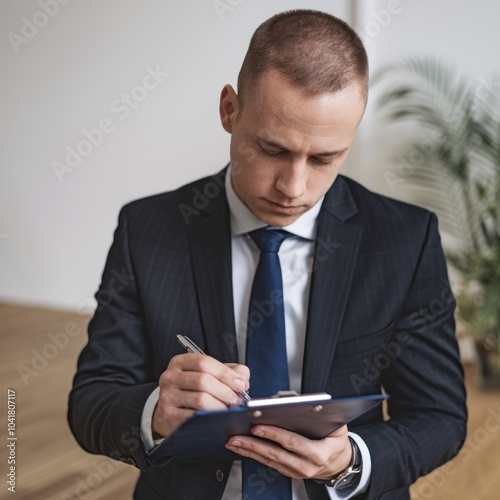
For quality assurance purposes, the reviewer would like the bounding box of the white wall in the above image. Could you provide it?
[2,0,499,311]
[0,0,351,311]
[353,0,500,198]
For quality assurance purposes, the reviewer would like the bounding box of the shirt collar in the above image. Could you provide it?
[225,164,322,240]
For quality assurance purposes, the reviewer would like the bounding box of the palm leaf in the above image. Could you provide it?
[375,58,500,348]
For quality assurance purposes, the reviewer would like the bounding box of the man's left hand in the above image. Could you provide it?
[225,424,352,481]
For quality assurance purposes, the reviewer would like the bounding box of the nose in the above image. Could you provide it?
[275,161,307,200]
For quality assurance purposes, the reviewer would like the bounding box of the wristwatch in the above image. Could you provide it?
[314,438,362,489]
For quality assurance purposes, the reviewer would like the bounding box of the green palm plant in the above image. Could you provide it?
[375,58,500,356]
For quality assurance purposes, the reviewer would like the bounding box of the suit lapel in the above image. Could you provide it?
[184,173,362,378]
[301,176,363,393]
[186,171,238,363]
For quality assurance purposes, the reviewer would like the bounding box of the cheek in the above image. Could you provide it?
[236,170,266,198]
[310,169,339,196]
[230,139,261,181]
[233,156,275,193]
[232,164,257,201]
[250,163,280,195]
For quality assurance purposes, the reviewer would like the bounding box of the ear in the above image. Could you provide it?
[219,84,239,133]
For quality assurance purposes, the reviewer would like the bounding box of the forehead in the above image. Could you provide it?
[241,69,366,148]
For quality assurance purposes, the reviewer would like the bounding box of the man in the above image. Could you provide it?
[68,10,467,500]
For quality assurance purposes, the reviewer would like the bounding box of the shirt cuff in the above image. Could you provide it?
[140,386,165,452]
[325,432,371,499]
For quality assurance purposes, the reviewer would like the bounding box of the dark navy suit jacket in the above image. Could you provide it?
[68,170,467,499]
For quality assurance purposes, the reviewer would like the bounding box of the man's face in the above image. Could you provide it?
[219,69,366,226]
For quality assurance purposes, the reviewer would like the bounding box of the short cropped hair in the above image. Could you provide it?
[237,10,369,105]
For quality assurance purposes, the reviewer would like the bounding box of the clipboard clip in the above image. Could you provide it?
[247,391,332,408]
[271,390,301,398]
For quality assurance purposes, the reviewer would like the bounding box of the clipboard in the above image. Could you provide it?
[149,393,387,462]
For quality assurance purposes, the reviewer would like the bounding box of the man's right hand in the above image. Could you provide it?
[152,353,250,439]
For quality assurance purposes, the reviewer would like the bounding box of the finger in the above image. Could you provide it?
[170,388,233,411]
[162,355,246,407]
[226,363,250,390]
[251,425,349,469]
[171,354,247,392]
[161,369,242,407]
[253,424,348,453]
[154,355,249,439]
[250,425,323,458]
[225,435,303,479]
[226,425,351,480]
[155,385,231,438]
[250,426,324,472]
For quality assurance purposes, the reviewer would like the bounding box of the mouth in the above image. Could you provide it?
[265,199,304,215]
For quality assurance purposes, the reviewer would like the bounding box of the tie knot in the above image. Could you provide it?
[249,228,292,253]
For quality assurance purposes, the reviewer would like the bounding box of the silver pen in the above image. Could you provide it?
[176,334,251,403]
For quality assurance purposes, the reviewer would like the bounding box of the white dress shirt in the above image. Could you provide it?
[141,167,371,498]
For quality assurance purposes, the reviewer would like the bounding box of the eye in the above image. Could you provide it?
[259,146,284,157]
[310,156,334,166]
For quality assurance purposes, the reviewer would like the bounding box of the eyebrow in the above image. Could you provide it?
[255,136,348,157]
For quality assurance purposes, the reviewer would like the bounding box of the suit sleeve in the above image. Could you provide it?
[68,205,157,470]
[354,213,467,499]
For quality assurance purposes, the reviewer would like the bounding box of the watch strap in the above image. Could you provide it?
[314,437,362,489]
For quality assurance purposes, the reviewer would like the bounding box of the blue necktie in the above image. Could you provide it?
[242,228,292,499]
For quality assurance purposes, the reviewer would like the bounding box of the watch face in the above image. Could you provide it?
[332,467,362,489]
[316,438,362,488]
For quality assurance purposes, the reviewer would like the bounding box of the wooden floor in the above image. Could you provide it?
[1,303,499,499]
[0,304,139,500]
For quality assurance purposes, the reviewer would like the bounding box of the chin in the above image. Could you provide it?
[256,211,300,227]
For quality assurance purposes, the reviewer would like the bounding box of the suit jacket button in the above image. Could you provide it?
[215,469,224,482]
